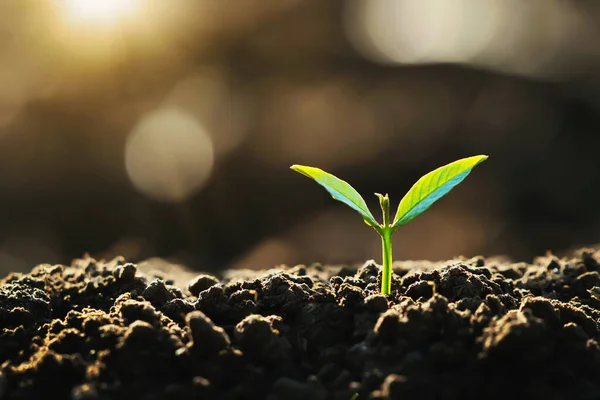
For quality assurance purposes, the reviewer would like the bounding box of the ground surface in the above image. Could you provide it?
[2,251,600,399]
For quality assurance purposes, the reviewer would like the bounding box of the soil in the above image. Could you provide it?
[2,250,600,400]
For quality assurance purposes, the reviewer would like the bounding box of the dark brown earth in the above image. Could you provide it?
[2,250,600,400]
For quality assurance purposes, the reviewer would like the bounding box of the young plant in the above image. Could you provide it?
[291,155,488,295]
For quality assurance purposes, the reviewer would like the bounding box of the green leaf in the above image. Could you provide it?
[392,155,488,227]
[290,165,378,227]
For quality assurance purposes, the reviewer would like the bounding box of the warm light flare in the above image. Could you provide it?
[59,0,140,27]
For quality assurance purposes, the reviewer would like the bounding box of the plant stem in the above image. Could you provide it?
[377,193,393,295]
[381,230,392,295]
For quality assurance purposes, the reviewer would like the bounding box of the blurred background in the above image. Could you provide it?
[1,0,600,274]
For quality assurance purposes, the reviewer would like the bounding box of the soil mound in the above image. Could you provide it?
[2,251,600,399]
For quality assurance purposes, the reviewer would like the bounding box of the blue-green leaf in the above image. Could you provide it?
[290,165,378,227]
[392,155,488,227]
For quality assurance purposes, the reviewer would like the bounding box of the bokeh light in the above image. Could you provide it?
[125,108,214,203]
[346,0,497,64]
[345,0,595,77]
[57,0,140,28]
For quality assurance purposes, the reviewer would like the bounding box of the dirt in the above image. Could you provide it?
[2,250,600,400]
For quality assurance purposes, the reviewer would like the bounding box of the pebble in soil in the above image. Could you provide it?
[1,251,600,399]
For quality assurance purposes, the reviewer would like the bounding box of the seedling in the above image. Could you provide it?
[291,155,488,295]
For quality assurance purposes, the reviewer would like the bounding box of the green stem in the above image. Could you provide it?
[377,193,393,295]
[381,230,392,295]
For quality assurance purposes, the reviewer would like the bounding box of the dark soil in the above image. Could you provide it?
[2,250,600,400]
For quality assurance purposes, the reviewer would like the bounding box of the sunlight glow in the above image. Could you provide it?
[59,0,140,27]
